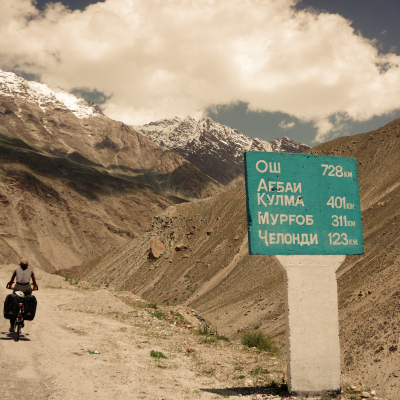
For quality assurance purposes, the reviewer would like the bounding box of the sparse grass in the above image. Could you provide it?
[147,300,158,309]
[261,379,288,395]
[341,384,363,399]
[273,369,285,374]
[65,275,78,285]
[127,301,146,308]
[170,310,185,322]
[53,276,291,397]
[126,299,159,310]
[217,334,230,342]
[267,379,280,389]
[196,324,230,344]
[150,350,167,359]
[202,368,215,376]
[196,324,211,336]
[151,310,166,320]
[250,365,270,376]
[240,330,278,354]
[200,336,218,344]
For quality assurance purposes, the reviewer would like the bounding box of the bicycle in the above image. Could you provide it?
[5,283,38,341]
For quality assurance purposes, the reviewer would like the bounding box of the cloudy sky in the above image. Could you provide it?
[1,0,400,145]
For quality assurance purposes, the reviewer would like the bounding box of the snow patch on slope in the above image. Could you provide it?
[0,69,103,119]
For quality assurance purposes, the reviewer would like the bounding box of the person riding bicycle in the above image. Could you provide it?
[7,258,38,332]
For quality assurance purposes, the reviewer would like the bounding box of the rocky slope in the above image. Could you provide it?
[63,185,286,344]
[134,116,310,187]
[309,119,400,399]
[0,70,221,199]
[71,118,400,398]
[0,133,188,272]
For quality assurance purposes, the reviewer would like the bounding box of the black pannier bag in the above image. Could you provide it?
[3,293,19,320]
[23,295,37,321]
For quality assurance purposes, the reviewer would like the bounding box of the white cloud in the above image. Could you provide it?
[2,0,400,142]
[279,120,295,130]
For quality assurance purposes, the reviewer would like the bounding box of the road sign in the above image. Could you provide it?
[244,151,363,255]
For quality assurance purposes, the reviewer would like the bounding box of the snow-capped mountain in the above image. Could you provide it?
[0,69,309,192]
[0,69,104,119]
[134,116,310,186]
[134,115,274,154]
[269,136,310,153]
[0,69,221,198]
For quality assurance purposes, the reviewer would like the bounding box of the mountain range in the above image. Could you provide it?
[134,116,309,187]
[0,69,307,271]
[3,69,399,397]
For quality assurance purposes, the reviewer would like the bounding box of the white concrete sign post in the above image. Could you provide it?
[244,152,364,397]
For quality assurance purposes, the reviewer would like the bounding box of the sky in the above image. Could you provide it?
[2,0,400,146]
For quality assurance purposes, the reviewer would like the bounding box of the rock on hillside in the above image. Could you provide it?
[134,116,310,187]
[0,70,221,199]
[70,118,400,399]
[0,134,186,272]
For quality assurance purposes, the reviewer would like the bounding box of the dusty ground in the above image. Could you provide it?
[0,263,390,400]
[0,263,291,400]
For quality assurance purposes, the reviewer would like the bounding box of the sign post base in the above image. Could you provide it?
[276,255,345,396]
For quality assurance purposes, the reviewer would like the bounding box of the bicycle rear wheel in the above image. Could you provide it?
[16,319,21,341]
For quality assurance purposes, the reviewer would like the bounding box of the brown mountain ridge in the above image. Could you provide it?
[0,133,188,272]
[0,76,221,199]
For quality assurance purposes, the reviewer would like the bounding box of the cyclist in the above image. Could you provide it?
[7,258,38,332]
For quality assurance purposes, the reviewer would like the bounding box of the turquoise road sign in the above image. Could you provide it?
[244,152,364,255]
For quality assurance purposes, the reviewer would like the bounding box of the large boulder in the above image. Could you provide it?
[149,238,165,259]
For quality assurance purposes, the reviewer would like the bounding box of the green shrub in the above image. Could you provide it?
[150,350,167,359]
[216,334,229,342]
[147,300,158,309]
[65,276,78,285]
[150,310,166,320]
[196,325,211,336]
[170,310,185,322]
[196,325,230,343]
[241,330,278,354]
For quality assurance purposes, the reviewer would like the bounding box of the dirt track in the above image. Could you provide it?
[0,263,288,400]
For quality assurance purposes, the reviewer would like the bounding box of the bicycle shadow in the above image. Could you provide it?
[0,332,31,342]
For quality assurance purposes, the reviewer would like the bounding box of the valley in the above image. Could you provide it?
[0,70,399,399]
[67,118,400,399]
